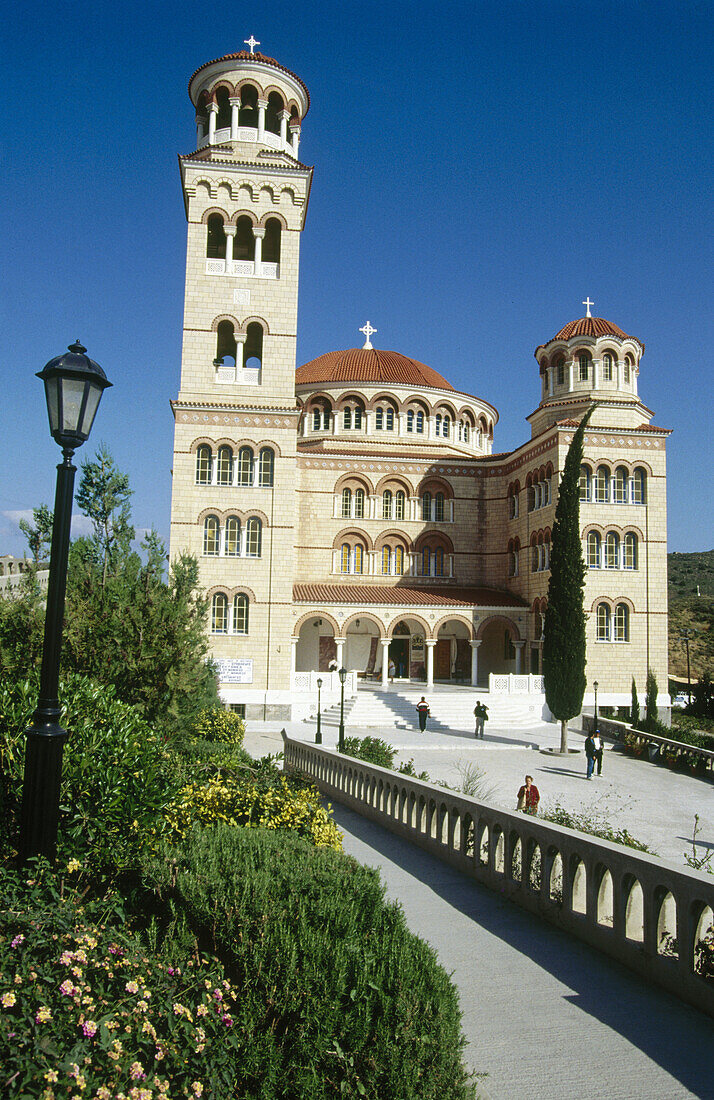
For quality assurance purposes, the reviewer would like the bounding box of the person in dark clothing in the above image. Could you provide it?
[416,697,430,731]
[593,730,604,775]
[584,733,596,779]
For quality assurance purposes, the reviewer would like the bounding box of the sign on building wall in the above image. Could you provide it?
[215,658,253,684]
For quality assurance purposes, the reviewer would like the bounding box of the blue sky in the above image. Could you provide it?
[1,0,712,556]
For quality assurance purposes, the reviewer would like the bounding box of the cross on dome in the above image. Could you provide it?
[359,321,377,350]
[582,297,594,318]
[244,35,261,54]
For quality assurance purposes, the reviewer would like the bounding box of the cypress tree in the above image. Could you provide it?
[543,406,594,752]
[645,667,658,731]
[630,676,640,728]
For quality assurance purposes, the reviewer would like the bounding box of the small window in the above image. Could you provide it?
[245,517,262,557]
[382,546,391,574]
[395,490,405,520]
[578,353,590,382]
[312,408,321,431]
[375,408,383,430]
[602,353,614,381]
[340,543,350,572]
[394,546,404,574]
[614,603,629,641]
[531,542,539,572]
[434,548,444,576]
[586,532,601,568]
[211,593,228,634]
[416,411,424,433]
[354,488,365,518]
[623,532,638,570]
[354,407,363,429]
[633,468,646,504]
[203,516,220,556]
[225,516,240,556]
[624,356,633,383]
[421,492,432,521]
[596,603,611,641]
[233,593,249,634]
[556,357,565,386]
[353,544,363,573]
[463,422,470,443]
[406,411,414,432]
[341,488,352,517]
[237,447,254,486]
[382,490,393,519]
[421,547,431,576]
[258,448,274,487]
[343,407,352,430]
[216,446,233,486]
[196,445,212,485]
[386,408,394,430]
[595,466,610,503]
[579,465,591,502]
[605,531,619,569]
[613,466,628,503]
[442,418,451,438]
[435,414,442,435]
[434,493,445,522]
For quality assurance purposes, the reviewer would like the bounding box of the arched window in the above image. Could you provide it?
[258,448,274,487]
[343,406,352,430]
[353,544,363,573]
[340,544,350,572]
[196,445,212,485]
[435,414,442,436]
[385,408,394,430]
[614,466,628,503]
[421,547,431,576]
[442,417,451,438]
[544,534,551,570]
[233,593,249,634]
[579,465,591,502]
[312,407,321,431]
[238,84,258,127]
[416,411,425,433]
[215,87,231,130]
[244,322,263,369]
[354,406,363,429]
[382,490,393,519]
[596,603,611,641]
[531,541,539,572]
[421,492,432,521]
[394,546,404,574]
[528,483,536,512]
[234,216,255,261]
[623,532,638,570]
[225,516,240,556]
[434,493,445,522]
[614,603,630,641]
[605,531,619,569]
[263,218,281,264]
[382,546,391,574]
[434,547,444,576]
[203,516,220,556]
[508,546,517,576]
[237,447,254,486]
[375,408,383,430]
[633,468,646,504]
[555,356,565,386]
[245,517,262,557]
[586,532,601,568]
[406,410,414,432]
[341,488,352,517]
[578,353,590,381]
[602,352,614,381]
[354,488,365,518]
[211,593,228,633]
[216,446,233,486]
[266,91,284,135]
[216,320,237,368]
[395,490,405,520]
[595,465,610,503]
[623,355,633,383]
[206,214,226,259]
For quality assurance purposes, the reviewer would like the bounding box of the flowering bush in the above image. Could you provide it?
[166,774,342,851]
[0,861,241,1099]
[186,708,245,746]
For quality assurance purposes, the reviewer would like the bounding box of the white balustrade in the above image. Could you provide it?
[489,673,545,695]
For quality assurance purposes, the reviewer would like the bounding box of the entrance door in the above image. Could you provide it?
[389,638,409,678]
[435,639,451,679]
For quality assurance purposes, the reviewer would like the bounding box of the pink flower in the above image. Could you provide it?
[125,981,139,994]
[82,1020,97,1037]
[59,980,76,996]
[35,1006,52,1023]
[212,989,223,1002]
[1,992,17,1008]
[10,935,25,948]
[222,1014,233,1027]
[129,1061,145,1081]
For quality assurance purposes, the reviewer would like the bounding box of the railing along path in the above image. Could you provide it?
[282,733,714,1019]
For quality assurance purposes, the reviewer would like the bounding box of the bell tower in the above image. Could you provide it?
[169,43,312,718]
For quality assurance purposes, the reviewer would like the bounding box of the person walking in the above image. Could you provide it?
[473,700,489,738]
[584,731,596,780]
[416,696,430,732]
[516,775,540,815]
[388,658,396,683]
[593,730,604,776]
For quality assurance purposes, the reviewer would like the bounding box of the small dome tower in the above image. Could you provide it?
[188,40,309,160]
[528,305,651,437]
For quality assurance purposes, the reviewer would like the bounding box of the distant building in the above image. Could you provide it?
[169,46,669,719]
[0,555,48,597]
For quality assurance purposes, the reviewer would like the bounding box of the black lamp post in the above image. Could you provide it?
[338,667,347,752]
[593,680,599,729]
[316,677,323,745]
[19,342,111,863]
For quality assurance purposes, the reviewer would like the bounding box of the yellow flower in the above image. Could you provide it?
[1,992,17,1007]
[67,858,82,873]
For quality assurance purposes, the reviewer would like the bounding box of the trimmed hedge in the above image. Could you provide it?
[144,825,475,1099]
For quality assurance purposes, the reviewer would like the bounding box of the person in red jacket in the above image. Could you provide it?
[516,775,540,815]
[415,697,430,731]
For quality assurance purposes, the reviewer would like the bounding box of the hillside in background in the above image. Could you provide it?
[668,550,714,681]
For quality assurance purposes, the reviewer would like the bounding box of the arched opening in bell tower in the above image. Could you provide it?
[216,321,237,369]
[238,85,258,126]
[266,92,284,135]
[215,87,231,130]
[263,218,282,264]
[245,323,263,370]
[206,214,226,258]
[234,217,255,261]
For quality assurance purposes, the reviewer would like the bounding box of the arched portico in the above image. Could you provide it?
[476,615,523,683]
[295,612,338,672]
[434,616,473,682]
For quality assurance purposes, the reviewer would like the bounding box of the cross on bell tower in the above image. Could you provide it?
[244,35,260,54]
[359,321,377,350]
[582,297,594,318]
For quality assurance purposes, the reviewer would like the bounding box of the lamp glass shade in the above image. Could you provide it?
[37,343,111,450]
[316,678,323,688]
[338,667,347,684]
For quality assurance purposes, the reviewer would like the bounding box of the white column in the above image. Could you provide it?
[196,116,206,146]
[235,332,247,371]
[224,225,236,265]
[290,122,300,157]
[279,109,290,145]
[592,358,599,388]
[568,358,574,390]
[514,640,525,674]
[229,98,240,140]
[257,99,267,141]
[381,639,390,689]
[633,366,639,396]
[425,640,436,690]
[207,102,218,145]
[470,640,481,686]
[253,227,265,270]
[548,369,554,396]
[290,637,298,674]
[449,499,454,522]
[335,638,345,669]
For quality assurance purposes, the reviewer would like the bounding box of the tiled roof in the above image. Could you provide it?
[293,583,527,608]
[555,316,633,340]
[296,348,455,391]
[188,52,310,113]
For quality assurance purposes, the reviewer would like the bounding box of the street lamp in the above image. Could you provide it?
[316,677,323,745]
[593,681,599,729]
[338,667,347,752]
[19,342,111,863]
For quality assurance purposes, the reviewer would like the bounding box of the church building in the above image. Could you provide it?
[168,45,670,720]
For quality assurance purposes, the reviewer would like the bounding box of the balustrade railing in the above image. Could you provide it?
[582,714,714,775]
[282,733,714,1019]
[489,673,544,694]
[204,260,280,279]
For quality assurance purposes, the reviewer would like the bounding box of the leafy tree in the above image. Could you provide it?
[630,676,640,728]
[543,407,594,752]
[75,443,134,586]
[691,672,714,719]
[18,504,53,564]
[645,667,658,730]
[0,572,45,677]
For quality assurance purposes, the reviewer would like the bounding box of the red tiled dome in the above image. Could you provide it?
[553,317,633,341]
[188,51,310,113]
[296,348,455,391]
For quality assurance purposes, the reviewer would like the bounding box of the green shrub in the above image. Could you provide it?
[144,825,475,1099]
[0,860,243,1098]
[188,706,245,746]
[341,736,396,768]
[0,672,179,869]
[540,802,654,853]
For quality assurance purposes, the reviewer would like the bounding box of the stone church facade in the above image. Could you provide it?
[169,47,670,720]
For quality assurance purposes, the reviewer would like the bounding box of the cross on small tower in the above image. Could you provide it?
[244,35,260,54]
[359,321,377,349]
[582,297,594,318]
